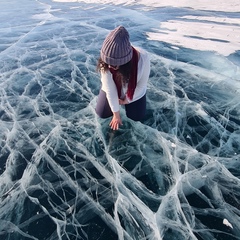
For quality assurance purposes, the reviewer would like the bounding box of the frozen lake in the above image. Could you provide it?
[0,0,240,239]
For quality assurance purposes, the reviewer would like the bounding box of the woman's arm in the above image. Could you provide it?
[101,70,123,130]
[101,70,120,112]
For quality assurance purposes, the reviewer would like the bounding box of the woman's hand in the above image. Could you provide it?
[119,97,129,105]
[109,111,122,130]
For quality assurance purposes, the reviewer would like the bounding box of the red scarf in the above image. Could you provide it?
[110,47,138,101]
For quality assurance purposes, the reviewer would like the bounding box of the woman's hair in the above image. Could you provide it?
[97,58,132,83]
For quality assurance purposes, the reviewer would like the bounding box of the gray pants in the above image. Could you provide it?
[95,90,146,121]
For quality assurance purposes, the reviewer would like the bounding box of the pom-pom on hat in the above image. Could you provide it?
[100,26,133,66]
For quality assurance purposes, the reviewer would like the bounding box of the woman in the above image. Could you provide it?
[96,26,150,130]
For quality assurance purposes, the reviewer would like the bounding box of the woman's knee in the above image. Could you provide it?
[95,90,113,118]
[125,95,146,121]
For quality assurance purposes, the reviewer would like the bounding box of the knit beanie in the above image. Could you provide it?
[100,26,133,66]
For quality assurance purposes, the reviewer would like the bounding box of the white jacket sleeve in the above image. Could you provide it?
[100,70,120,112]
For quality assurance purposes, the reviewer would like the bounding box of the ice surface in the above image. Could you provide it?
[0,0,240,239]
[54,0,240,57]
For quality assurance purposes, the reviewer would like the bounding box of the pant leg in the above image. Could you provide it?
[95,90,113,118]
[125,94,146,121]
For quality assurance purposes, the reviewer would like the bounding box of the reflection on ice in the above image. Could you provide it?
[0,0,240,239]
